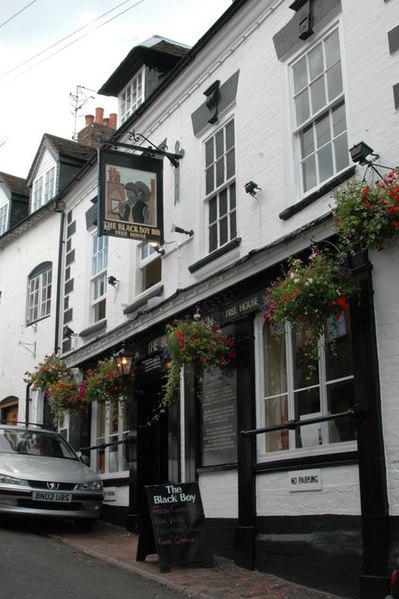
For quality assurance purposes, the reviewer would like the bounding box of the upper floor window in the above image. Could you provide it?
[91,235,108,323]
[258,310,355,459]
[292,27,349,194]
[120,68,144,124]
[32,166,56,211]
[43,167,56,204]
[32,176,43,212]
[27,262,52,324]
[204,119,236,253]
[0,202,8,235]
[139,242,161,292]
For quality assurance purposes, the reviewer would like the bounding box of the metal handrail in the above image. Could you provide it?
[240,405,364,438]
[80,431,135,452]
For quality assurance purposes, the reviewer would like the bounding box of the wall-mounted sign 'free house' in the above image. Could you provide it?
[137,482,213,573]
[98,148,164,244]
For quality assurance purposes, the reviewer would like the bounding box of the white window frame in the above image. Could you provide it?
[254,312,356,463]
[0,202,8,235]
[32,176,43,212]
[27,262,52,324]
[43,166,56,204]
[290,23,349,197]
[91,400,129,476]
[204,117,237,253]
[91,234,108,323]
[138,242,161,293]
[120,67,145,124]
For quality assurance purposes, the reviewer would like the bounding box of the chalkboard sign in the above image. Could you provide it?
[201,368,237,467]
[136,482,213,573]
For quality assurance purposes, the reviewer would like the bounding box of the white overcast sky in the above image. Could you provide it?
[0,0,232,178]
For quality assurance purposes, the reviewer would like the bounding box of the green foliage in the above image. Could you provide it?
[24,355,87,427]
[83,358,132,407]
[333,169,399,253]
[153,319,236,423]
[263,249,353,361]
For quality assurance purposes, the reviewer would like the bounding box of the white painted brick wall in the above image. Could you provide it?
[1,0,399,519]
[256,465,361,516]
[199,470,238,519]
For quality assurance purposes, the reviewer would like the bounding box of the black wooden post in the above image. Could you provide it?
[234,317,257,569]
[350,253,390,599]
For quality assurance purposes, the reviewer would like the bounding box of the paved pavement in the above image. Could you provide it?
[52,521,350,599]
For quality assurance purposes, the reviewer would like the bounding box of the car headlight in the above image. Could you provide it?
[0,473,29,486]
[75,480,103,492]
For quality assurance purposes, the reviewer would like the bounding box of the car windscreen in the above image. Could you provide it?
[0,429,78,459]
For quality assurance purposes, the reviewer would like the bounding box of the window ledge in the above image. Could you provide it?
[254,449,358,473]
[79,319,107,338]
[279,166,356,221]
[123,283,164,315]
[188,237,242,273]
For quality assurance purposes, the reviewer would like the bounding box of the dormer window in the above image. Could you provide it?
[44,167,56,204]
[32,166,56,211]
[120,67,144,124]
[0,200,8,235]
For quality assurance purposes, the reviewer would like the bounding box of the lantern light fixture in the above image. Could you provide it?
[113,344,135,377]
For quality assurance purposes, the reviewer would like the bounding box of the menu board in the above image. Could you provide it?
[137,482,213,573]
[201,368,237,467]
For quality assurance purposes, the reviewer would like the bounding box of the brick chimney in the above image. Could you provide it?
[95,107,104,124]
[77,107,117,148]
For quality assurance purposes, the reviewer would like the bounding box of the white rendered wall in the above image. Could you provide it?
[199,470,238,519]
[256,465,361,516]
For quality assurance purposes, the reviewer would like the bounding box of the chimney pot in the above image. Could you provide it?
[109,113,117,130]
[95,107,104,123]
[85,114,94,126]
[103,117,109,127]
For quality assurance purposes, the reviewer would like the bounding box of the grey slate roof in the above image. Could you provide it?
[0,172,29,197]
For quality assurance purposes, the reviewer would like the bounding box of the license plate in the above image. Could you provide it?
[32,491,72,503]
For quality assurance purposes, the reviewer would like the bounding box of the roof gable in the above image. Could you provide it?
[27,133,96,185]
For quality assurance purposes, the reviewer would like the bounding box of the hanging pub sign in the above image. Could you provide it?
[98,148,164,244]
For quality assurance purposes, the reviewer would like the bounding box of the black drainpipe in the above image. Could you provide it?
[25,383,31,427]
[54,201,65,355]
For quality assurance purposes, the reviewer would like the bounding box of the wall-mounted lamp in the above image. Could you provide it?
[245,181,262,197]
[171,224,194,236]
[149,241,165,255]
[63,326,77,339]
[349,141,379,166]
[108,275,119,287]
[349,141,398,180]
[113,344,135,377]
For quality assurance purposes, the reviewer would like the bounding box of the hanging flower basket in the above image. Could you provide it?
[263,248,353,361]
[24,355,88,426]
[83,357,133,408]
[156,318,236,422]
[333,169,399,253]
[24,354,69,392]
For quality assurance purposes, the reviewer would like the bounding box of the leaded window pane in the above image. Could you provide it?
[334,133,349,172]
[318,144,334,182]
[327,61,343,101]
[295,89,310,126]
[308,43,323,80]
[310,75,326,114]
[293,56,307,94]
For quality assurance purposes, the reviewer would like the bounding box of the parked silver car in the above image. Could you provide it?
[0,425,103,528]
